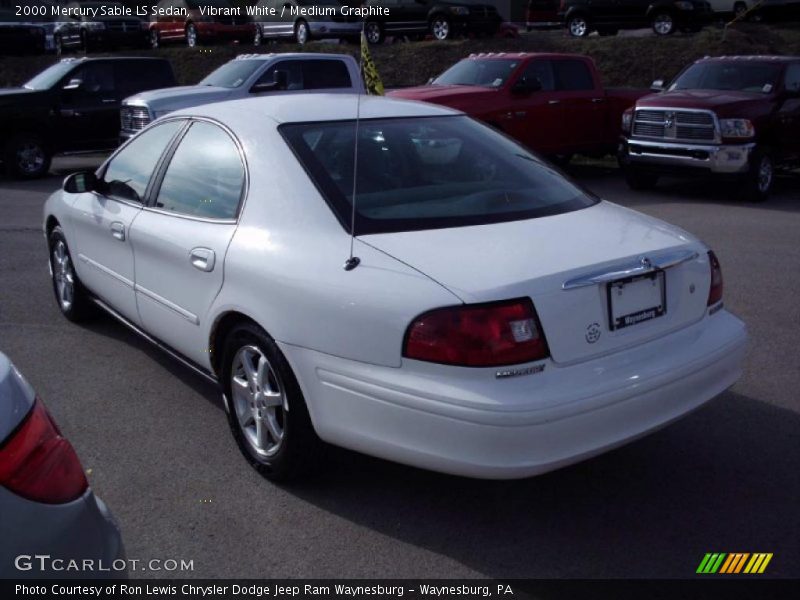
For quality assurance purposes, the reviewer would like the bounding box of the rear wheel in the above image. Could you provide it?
[365,20,384,44]
[624,167,659,191]
[430,16,452,40]
[150,28,160,49]
[5,133,51,179]
[567,15,590,37]
[48,227,95,322]
[294,19,309,44]
[222,322,321,481]
[186,23,198,47]
[254,26,262,46]
[652,12,676,35]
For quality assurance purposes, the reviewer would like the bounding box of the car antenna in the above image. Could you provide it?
[343,25,366,272]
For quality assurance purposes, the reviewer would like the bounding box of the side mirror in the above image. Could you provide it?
[62,78,84,91]
[650,79,665,92]
[63,171,98,194]
[250,69,288,93]
[511,77,542,95]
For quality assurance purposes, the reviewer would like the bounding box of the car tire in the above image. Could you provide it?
[365,20,384,44]
[221,322,321,481]
[48,226,95,322]
[80,30,91,53]
[430,16,452,40]
[254,26,262,46]
[742,149,773,202]
[186,23,198,47]
[567,15,591,37]
[294,19,309,45]
[54,33,63,55]
[652,11,676,35]
[624,167,659,191]
[4,133,51,179]
[150,28,160,49]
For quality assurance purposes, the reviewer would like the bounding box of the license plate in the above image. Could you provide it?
[607,271,666,331]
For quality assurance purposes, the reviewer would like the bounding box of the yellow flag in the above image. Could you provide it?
[360,31,384,96]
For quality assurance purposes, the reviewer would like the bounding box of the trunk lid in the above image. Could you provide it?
[363,202,711,365]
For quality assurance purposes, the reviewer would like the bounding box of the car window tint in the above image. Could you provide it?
[102,121,183,204]
[554,60,594,91]
[154,122,244,219]
[255,60,350,90]
[521,60,555,91]
[785,64,800,93]
[68,63,115,94]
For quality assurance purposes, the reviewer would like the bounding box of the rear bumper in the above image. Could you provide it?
[281,310,747,479]
[623,137,755,174]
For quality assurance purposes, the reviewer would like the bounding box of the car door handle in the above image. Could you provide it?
[548,99,560,105]
[591,98,605,103]
[190,247,215,272]
[110,222,125,241]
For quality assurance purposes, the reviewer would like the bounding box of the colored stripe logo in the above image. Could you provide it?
[697,552,773,574]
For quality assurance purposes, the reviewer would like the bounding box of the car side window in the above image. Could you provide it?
[64,63,115,95]
[154,122,245,220]
[520,60,555,91]
[553,60,594,91]
[257,60,351,90]
[785,64,800,93]
[101,121,183,204]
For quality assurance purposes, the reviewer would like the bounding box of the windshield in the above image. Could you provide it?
[281,116,596,235]
[199,60,262,88]
[433,59,521,88]
[23,62,75,90]
[670,62,783,94]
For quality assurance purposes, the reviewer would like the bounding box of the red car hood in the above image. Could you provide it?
[388,85,498,108]
[638,89,773,116]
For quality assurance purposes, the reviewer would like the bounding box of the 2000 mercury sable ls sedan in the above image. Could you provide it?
[43,94,747,480]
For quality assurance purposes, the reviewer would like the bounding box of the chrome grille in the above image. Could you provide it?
[632,108,716,143]
[120,105,151,132]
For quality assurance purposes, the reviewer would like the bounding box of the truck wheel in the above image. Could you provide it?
[624,167,659,191]
[567,15,591,37]
[742,150,773,202]
[294,19,310,44]
[365,21,384,44]
[430,16,452,40]
[5,134,51,179]
[186,23,198,47]
[652,12,676,35]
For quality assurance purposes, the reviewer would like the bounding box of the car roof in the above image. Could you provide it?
[58,56,169,64]
[170,93,462,126]
[232,53,354,62]
[699,55,800,64]
[466,52,589,60]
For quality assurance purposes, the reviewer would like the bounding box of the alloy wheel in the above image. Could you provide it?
[757,155,773,194]
[569,17,588,37]
[431,18,450,40]
[52,241,75,312]
[295,21,308,44]
[653,13,674,35]
[16,142,45,176]
[230,345,287,458]
[254,27,262,46]
[365,22,381,44]
[186,24,197,47]
[150,29,159,49]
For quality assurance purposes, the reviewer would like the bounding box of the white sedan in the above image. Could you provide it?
[43,94,747,480]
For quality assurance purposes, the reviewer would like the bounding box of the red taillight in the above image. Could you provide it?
[403,298,550,367]
[0,399,88,504]
[707,250,723,306]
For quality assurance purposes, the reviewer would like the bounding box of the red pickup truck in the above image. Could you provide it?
[620,55,800,201]
[389,53,648,161]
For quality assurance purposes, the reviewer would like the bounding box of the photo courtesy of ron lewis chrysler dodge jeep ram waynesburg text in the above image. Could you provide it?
[620,55,800,201]
[44,93,747,480]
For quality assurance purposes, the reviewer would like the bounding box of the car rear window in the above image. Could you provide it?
[280,116,597,235]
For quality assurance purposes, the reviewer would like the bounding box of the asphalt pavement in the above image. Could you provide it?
[0,155,798,579]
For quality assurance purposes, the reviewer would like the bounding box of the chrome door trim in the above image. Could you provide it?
[77,253,134,288]
[134,283,200,325]
[562,248,699,290]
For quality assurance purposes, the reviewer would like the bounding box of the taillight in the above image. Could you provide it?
[0,399,88,504]
[403,298,550,367]
[707,250,723,306]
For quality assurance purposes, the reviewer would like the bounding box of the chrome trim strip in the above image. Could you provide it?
[90,297,217,384]
[77,253,134,288]
[134,284,200,325]
[562,249,699,290]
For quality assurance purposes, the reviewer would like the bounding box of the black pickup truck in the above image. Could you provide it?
[0,57,175,179]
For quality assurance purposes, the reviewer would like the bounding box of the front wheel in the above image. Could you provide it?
[567,15,590,37]
[430,16,452,40]
[254,26,262,46]
[5,133,51,179]
[742,150,773,202]
[294,19,309,45]
[365,20,384,44]
[652,12,676,35]
[48,227,95,322]
[222,322,321,481]
[150,28,160,49]
[186,23,197,47]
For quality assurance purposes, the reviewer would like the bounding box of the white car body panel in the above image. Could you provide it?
[43,94,748,478]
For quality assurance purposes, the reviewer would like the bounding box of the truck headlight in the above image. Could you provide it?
[622,109,634,133]
[449,6,470,16]
[674,1,695,9]
[720,118,754,138]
